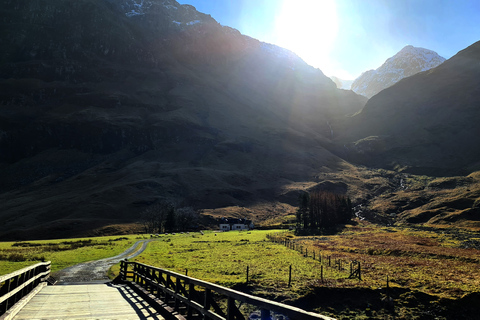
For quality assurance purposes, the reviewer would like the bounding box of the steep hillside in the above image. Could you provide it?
[0,0,367,239]
[335,40,480,176]
[351,45,445,98]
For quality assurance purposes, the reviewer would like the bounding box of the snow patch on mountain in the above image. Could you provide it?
[186,20,201,26]
[351,45,445,98]
[123,0,152,17]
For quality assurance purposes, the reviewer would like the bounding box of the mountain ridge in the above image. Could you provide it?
[0,0,367,239]
[335,40,480,176]
[351,45,446,98]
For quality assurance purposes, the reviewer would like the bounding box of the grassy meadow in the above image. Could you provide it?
[120,230,345,300]
[273,224,480,299]
[2,226,479,319]
[122,227,480,319]
[0,235,139,275]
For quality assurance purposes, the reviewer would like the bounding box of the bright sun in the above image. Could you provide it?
[274,0,339,75]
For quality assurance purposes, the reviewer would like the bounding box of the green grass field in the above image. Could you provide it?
[120,230,346,300]
[0,235,140,275]
[2,227,479,319]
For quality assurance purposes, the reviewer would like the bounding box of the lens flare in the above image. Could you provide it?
[274,0,339,75]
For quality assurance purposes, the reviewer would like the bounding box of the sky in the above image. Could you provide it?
[176,0,480,80]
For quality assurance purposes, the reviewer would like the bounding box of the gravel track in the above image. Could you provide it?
[54,240,153,284]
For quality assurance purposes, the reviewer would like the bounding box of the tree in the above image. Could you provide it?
[140,202,173,234]
[164,204,176,233]
[175,207,199,231]
[295,190,353,234]
[297,192,310,230]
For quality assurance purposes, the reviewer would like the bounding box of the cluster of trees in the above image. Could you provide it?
[296,190,353,233]
[140,202,199,234]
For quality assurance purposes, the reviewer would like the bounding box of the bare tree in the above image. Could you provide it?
[175,207,199,231]
[140,202,173,234]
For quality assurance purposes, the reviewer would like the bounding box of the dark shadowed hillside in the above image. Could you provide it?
[335,40,480,177]
[0,0,367,239]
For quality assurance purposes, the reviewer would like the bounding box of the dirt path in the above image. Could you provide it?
[53,240,153,284]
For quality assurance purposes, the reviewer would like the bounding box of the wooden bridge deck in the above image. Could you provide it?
[13,283,165,320]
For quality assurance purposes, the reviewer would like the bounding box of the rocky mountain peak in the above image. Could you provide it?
[351,45,445,98]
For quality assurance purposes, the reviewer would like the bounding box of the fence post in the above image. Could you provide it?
[288,265,292,287]
[246,266,249,285]
[386,275,389,299]
[321,265,324,283]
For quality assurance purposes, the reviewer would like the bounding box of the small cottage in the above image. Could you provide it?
[219,218,254,231]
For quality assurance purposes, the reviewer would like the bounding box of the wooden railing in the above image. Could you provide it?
[120,260,334,320]
[0,261,51,319]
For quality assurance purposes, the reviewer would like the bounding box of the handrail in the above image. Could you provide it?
[0,261,51,318]
[120,260,335,320]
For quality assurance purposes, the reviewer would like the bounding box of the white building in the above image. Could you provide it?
[219,218,254,231]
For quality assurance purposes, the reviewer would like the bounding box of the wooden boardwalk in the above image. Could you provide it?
[13,283,165,320]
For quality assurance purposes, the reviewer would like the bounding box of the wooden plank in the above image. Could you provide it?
[12,284,165,320]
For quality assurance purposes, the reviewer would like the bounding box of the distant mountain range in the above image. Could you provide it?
[0,0,479,239]
[350,45,446,98]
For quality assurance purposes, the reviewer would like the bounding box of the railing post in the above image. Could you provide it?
[187,280,194,318]
[175,277,180,311]
[227,296,240,320]
[134,263,139,283]
[121,260,128,281]
[204,288,211,312]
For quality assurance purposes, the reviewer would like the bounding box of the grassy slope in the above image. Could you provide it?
[128,230,345,300]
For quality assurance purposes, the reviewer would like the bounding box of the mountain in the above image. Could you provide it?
[330,76,354,90]
[0,0,367,239]
[351,45,446,98]
[335,40,480,176]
